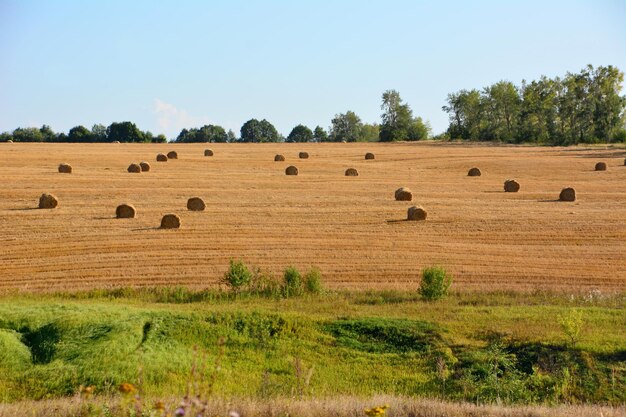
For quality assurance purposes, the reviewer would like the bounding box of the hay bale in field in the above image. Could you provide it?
[341,140,347,143]
[365,152,375,160]
[139,161,150,172]
[167,151,178,159]
[624,158,626,166]
[127,163,141,173]
[407,206,427,221]
[467,167,481,177]
[274,154,285,161]
[116,204,136,218]
[156,153,168,162]
[38,193,58,209]
[285,165,298,175]
[112,141,120,144]
[345,168,359,176]
[204,149,214,157]
[395,187,413,201]
[187,197,206,211]
[299,151,309,159]
[504,179,520,192]
[559,187,576,202]
[58,163,72,174]
[595,162,607,171]
[160,214,181,229]
[7,139,13,143]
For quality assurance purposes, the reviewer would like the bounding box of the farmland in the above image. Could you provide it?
[0,142,624,293]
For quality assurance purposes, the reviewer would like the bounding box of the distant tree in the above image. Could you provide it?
[330,111,363,142]
[107,121,145,143]
[0,132,12,142]
[361,123,380,141]
[313,125,328,142]
[287,124,313,142]
[240,118,279,142]
[227,129,237,142]
[153,134,167,143]
[39,125,56,142]
[408,117,430,141]
[379,90,414,141]
[12,127,44,142]
[91,124,107,142]
[68,125,93,143]
[176,125,227,143]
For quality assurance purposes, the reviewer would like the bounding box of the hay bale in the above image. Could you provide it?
[156,153,168,162]
[127,163,141,173]
[187,197,206,211]
[624,158,626,166]
[345,168,359,176]
[504,179,520,192]
[112,141,120,144]
[204,149,214,157]
[38,193,58,209]
[559,187,576,202]
[467,167,481,177]
[395,187,413,201]
[407,206,427,221]
[595,162,607,171]
[7,139,13,143]
[285,166,298,175]
[139,161,150,172]
[299,152,309,159]
[365,152,375,160]
[116,204,136,218]
[160,214,181,229]
[274,154,285,161]
[167,151,178,159]
[58,163,72,174]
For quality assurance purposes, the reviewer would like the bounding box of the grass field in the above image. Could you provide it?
[1,142,625,293]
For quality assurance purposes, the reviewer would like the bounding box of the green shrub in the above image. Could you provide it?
[557,309,584,347]
[304,267,323,294]
[418,266,452,300]
[223,259,252,292]
[283,266,303,297]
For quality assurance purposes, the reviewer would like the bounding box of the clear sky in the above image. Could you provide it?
[1,0,625,138]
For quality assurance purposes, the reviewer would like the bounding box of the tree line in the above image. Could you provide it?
[0,121,167,143]
[442,65,626,144]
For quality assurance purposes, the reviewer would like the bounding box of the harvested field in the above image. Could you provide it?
[0,142,625,292]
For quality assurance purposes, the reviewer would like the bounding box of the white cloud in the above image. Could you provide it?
[153,99,211,137]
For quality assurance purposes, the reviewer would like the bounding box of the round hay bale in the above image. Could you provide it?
[116,204,136,218]
[7,139,13,143]
[160,214,181,229]
[38,193,58,209]
[341,140,347,143]
[595,162,607,171]
[58,163,72,174]
[204,149,214,157]
[127,163,141,173]
[504,179,520,192]
[395,187,413,201]
[274,154,285,161]
[407,206,427,221]
[285,165,298,175]
[559,187,576,202]
[365,152,375,160]
[624,158,626,166]
[467,167,481,177]
[156,153,168,162]
[299,152,309,159]
[187,197,206,211]
[139,161,150,172]
[167,151,178,159]
[345,168,359,176]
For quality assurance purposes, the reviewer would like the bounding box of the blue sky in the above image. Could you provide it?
[1,0,625,138]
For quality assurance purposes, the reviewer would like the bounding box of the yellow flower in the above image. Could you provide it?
[118,382,136,395]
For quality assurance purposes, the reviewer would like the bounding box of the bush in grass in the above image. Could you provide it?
[223,259,252,292]
[283,266,303,297]
[418,266,452,300]
[304,267,323,294]
[557,309,584,347]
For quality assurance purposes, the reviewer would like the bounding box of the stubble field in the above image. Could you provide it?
[0,142,624,293]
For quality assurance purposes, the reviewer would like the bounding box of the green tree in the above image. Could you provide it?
[330,111,363,142]
[240,119,280,142]
[107,121,145,143]
[91,124,107,142]
[287,124,313,142]
[12,127,44,142]
[68,125,93,143]
[379,89,414,141]
[313,125,328,142]
[361,123,380,141]
[227,129,237,142]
